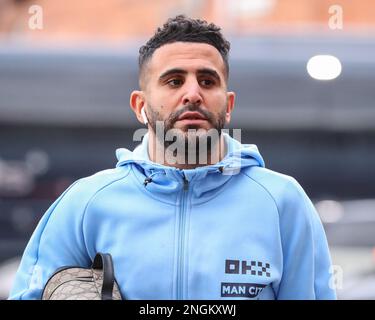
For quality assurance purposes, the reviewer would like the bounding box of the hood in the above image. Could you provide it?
[116,132,264,171]
[115,132,265,201]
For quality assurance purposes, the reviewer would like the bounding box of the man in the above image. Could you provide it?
[9,15,336,300]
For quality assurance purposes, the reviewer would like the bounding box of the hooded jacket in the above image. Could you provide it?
[9,133,336,300]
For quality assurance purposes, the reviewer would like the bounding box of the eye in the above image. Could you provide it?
[167,78,183,87]
[199,79,215,87]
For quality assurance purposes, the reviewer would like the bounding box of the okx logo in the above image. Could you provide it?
[221,259,271,298]
[225,259,271,277]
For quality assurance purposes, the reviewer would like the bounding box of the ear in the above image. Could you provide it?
[130,90,147,125]
[225,91,236,124]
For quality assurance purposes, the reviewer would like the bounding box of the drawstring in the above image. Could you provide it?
[143,177,153,186]
[143,171,166,186]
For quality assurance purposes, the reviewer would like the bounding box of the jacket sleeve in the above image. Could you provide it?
[8,180,92,300]
[274,178,337,300]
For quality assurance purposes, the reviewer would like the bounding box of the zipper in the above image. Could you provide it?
[176,174,189,299]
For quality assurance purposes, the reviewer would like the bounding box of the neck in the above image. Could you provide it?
[147,130,227,169]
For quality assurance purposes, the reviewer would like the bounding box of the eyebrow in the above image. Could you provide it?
[197,68,221,82]
[159,68,222,82]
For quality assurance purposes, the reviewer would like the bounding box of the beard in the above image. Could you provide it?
[147,103,227,164]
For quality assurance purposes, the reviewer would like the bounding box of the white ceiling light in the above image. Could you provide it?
[315,200,344,223]
[307,55,342,80]
[231,0,275,17]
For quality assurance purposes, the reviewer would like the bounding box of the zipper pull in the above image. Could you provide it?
[183,176,189,191]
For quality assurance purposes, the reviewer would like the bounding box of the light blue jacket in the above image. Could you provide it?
[9,133,336,300]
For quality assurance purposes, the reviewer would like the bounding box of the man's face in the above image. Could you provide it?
[132,42,235,158]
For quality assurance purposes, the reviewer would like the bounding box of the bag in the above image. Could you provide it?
[42,253,122,300]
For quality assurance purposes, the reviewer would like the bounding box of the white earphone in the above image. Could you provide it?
[141,107,148,125]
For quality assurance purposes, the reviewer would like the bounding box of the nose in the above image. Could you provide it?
[182,79,202,106]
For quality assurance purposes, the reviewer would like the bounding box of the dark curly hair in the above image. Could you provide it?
[138,15,231,87]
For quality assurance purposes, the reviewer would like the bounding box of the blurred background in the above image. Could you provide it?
[0,0,374,299]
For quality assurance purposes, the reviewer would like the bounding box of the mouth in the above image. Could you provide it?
[176,112,208,124]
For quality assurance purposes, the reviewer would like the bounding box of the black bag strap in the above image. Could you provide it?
[92,253,115,300]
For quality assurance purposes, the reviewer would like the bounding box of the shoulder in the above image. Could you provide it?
[241,166,314,218]
[78,166,131,192]
[52,166,132,211]
[241,166,300,198]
